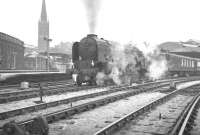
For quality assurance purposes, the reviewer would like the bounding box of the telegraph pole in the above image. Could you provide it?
[43,37,52,72]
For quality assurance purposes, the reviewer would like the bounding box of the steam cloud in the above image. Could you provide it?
[148,59,167,80]
[134,42,168,80]
[94,40,168,86]
[96,72,106,86]
[109,42,139,85]
[95,42,144,86]
[83,0,101,33]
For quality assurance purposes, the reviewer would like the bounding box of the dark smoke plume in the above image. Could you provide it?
[83,0,101,33]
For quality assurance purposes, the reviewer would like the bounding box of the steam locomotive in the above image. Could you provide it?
[72,34,112,85]
[71,34,147,86]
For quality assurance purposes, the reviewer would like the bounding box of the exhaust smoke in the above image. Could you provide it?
[82,0,101,33]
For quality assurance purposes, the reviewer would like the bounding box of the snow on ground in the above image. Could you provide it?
[0,87,112,113]
[49,92,166,135]
[114,94,193,135]
[0,91,128,127]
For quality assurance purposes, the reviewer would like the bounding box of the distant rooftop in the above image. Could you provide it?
[159,40,200,59]
[0,32,24,46]
[158,40,200,52]
[171,51,200,59]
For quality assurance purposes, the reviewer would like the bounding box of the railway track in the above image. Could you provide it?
[169,88,200,135]
[0,79,73,90]
[0,78,190,121]
[0,77,196,104]
[0,80,175,134]
[0,85,127,120]
[0,82,98,104]
[0,77,198,134]
[94,82,200,135]
[0,82,168,120]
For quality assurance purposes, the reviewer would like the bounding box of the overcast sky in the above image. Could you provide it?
[0,0,200,46]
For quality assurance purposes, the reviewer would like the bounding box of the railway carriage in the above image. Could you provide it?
[162,52,200,76]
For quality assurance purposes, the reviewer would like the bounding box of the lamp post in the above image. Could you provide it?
[43,37,52,72]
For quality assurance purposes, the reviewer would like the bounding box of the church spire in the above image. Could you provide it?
[38,0,49,52]
[40,0,47,21]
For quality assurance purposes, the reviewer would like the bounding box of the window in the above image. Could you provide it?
[185,59,187,67]
[189,60,190,67]
[181,59,184,67]
[197,62,200,67]
[192,61,194,67]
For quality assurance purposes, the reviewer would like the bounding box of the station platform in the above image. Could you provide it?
[0,71,72,85]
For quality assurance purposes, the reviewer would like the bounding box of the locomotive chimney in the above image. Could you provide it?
[87,34,97,38]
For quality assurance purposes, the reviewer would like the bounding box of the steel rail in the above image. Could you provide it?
[0,78,171,103]
[0,85,127,120]
[0,81,169,134]
[18,83,166,130]
[0,76,184,91]
[0,79,191,120]
[0,83,73,97]
[0,82,168,120]
[0,70,59,73]
[0,84,99,104]
[0,77,195,99]
[94,84,199,135]
[0,79,72,91]
[169,92,200,135]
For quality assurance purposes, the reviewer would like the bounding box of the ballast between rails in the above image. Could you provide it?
[0,83,90,104]
[0,70,59,73]
[0,78,196,119]
[0,77,185,103]
[169,92,200,135]
[0,78,198,134]
[17,83,167,130]
[0,85,126,120]
[0,81,170,134]
[0,79,72,90]
[94,84,199,135]
[0,77,193,103]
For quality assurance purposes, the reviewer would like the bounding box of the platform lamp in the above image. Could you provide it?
[43,37,52,72]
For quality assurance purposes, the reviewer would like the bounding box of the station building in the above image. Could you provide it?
[39,51,71,72]
[0,32,24,70]
[24,51,47,70]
